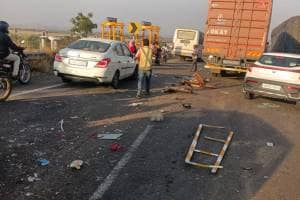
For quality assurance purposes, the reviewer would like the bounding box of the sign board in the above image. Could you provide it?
[128,22,142,34]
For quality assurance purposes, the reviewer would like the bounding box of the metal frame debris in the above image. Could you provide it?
[185,124,234,173]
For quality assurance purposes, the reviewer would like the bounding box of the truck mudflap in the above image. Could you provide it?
[204,64,248,73]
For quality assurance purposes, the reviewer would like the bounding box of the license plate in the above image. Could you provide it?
[262,83,281,91]
[69,59,87,66]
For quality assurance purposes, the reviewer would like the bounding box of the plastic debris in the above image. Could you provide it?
[28,173,40,182]
[182,103,192,109]
[110,143,122,152]
[267,142,274,147]
[258,103,280,109]
[97,134,123,140]
[150,113,164,122]
[59,119,64,132]
[129,102,144,107]
[70,160,84,170]
[37,159,49,166]
[25,192,34,197]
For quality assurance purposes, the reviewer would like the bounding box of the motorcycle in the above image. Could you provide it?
[0,50,32,101]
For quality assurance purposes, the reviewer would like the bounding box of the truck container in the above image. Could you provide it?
[271,16,300,54]
[202,0,273,74]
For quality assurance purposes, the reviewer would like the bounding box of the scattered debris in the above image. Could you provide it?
[150,113,164,122]
[70,160,84,170]
[25,192,34,197]
[162,85,193,94]
[110,143,123,152]
[182,103,192,109]
[128,102,144,107]
[27,173,40,182]
[70,116,79,119]
[59,119,64,132]
[220,91,230,95]
[242,167,253,171]
[97,134,123,140]
[258,103,280,109]
[267,142,274,147]
[182,71,206,88]
[185,124,234,174]
[37,159,49,166]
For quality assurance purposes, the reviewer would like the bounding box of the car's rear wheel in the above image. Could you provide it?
[111,71,120,89]
[61,76,72,83]
[244,91,254,100]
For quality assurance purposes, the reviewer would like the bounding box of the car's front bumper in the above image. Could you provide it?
[243,77,300,102]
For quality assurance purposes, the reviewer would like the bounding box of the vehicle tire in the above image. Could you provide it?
[220,70,227,77]
[0,78,12,102]
[18,63,32,84]
[244,91,254,100]
[130,66,138,80]
[61,76,72,83]
[111,71,120,89]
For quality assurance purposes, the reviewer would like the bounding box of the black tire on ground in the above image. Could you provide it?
[0,78,12,102]
[220,70,227,77]
[111,71,120,89]
[244,91,255,100]
[61,76,72,83]
[18,63,32,84]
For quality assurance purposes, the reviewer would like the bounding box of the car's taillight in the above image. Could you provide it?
[246,79,258,84]
[55,54,62,62]
[95,58,111,68]
[287,85,300,91]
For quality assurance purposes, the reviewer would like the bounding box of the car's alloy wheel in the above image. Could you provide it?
[112,71,120,89]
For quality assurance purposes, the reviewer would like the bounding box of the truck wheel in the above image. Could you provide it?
[244,91,254,100]
[220,70,227,77]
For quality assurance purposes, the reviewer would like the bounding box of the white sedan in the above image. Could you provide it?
[244,52,300,104]
[53,38,138,88]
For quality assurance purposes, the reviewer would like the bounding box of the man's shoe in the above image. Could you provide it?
[136,94,142,99]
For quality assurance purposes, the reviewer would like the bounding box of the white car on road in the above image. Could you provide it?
[244,52,300,104]
[53,38,138,88]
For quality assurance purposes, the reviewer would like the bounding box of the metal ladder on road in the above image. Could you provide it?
[185,124,234,173]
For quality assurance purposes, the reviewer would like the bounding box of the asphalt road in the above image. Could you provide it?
[0,60,299,200]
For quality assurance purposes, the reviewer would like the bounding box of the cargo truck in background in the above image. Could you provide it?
[172,29,204,60]
[202,0,273,75]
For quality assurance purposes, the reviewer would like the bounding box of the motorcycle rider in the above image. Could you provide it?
[0,21,24,78]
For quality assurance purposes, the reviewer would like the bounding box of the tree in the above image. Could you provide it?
[70,12,97,37]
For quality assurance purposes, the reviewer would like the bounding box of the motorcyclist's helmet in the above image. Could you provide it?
[0,21,9,33]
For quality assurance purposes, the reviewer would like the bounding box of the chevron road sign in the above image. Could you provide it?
[128,22,142,34]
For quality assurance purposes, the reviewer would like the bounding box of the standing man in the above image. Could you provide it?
[191,45,199,72]
[135,39,153,98]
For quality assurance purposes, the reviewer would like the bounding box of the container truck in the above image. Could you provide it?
[202,0,273,75]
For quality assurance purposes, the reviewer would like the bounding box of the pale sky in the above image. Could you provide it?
[0,0,299,37]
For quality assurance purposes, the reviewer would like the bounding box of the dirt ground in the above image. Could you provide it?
[0,60,299,200]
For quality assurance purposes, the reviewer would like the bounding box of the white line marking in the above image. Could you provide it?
[89,125,153,200]
[10,83,65,98]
